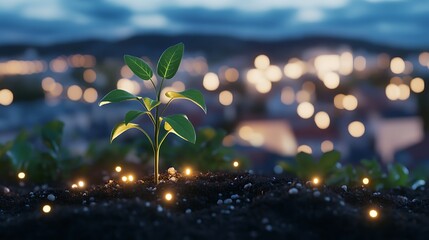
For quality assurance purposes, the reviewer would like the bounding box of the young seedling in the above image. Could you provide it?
[99,43,206,184]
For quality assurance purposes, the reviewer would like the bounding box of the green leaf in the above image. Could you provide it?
[7,141,34,170]
[141,97,161,111]
[110,122,145,143]
[165,89,207,113]
[163,114,196,143]
[319,150,341,174]
[157,43,184,79]
[295,152,315,178]
[124,55,153,80]
[41,120,64,153]
[124,110,150,125]
[99,89,138,106]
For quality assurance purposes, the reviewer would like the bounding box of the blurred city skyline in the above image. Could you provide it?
[0,0,428,48]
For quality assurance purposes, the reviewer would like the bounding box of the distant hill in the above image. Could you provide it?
[0,34,423,62]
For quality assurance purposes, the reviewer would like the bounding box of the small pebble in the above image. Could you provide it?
[157,205,163,212]
[83,207,89,212]
[167,167,176,176]
[288,188,298,195]
[261,218,269,224]
[324,196,331,202]
[224,199,233,204]
[373,192,381,196]
[265,225,273,232]
[236,199,241,204]
[296,183,302,189]
[196,219,202,224]
[313,191,321,197]
[341,185,347,192]
[339,201,345,206]
[231,194,239,199]
[244,183,252,189]
[145,202,151,207]
[47,194,56,201]
[217,199,223,205]
[185,209,192,214]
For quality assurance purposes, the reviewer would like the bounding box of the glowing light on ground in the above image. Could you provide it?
[18,172,26,179]
[297,102,315,119]
[410,77,425,93]
[312,177,320,185]
[115,166,122,173]
[71,184,78,189]
[165,193,173,201]
[343,95,358,111]
[185,168,192,176]
[369,209,378,219]
[362,178,370,185]
[219,90,233,106]
[0,89,14,106]
[128,175,134,182]
[42,205,52,213]
[233,161,239,168]
[297,145,312,154]
[67,85,83,101]
[78,180,85,188]
[314,111,330,129]
[203,72,220,91]
[390,57,405,74]
[348,121,365,138]
[122,176,128,182]
[254,55,270,69]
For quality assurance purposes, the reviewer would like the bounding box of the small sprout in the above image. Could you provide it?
[121,176,128,182]
[115,166,122,173]
[165,192,173,201]
[128,175,134,182]
[312,177,320,185]
[78,180,85,188]
[369,209,378,219]
[362,177,370,185]
[17,172,26,179]
[71,184,78,189]
[42,205,51,213]
[185,168,192,176]
[233,161,239,168]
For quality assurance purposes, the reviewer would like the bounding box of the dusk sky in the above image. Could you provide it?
[0,0,428,48]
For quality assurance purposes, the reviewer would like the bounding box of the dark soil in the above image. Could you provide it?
[1,172,428,239]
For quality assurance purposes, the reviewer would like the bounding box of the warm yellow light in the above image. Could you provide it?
[83,88,98,103]
[354,56,366,71]
[246,69,264,84]
[362,177,370,185]
[78,180,85,188]
[385,83,400,100]
[322,72,340,89]
[121,176,128,182]
[312,177,320,185]
[398,84,410,100]
[165,193,173,201]
[265,65,282,82]
[348,121,365,138]
[0,89,14,106]
[117,78,140,95]
[297,102,315,119]
[369,209,378,218]
[233,161,239,168]
[334,94,345,109]
[203,72,220,91]
[410,77,425,93]
[128,175,134,182]
[219,90,233,106]
[296,90,311,103]
[83,69,96,83]
[115,166,122,173]
[419,52,429,66]
[225,68,239,82]
[284,58,305,79]
[390,57,405,74]
[185,168,192,176]
[343,95,358,111]
[297,145,312,154]
[321,140,334,152]
[42,77,56,92]
[67,85,83,101]
[18,172,26,179]
[120,65,133,78]
[281,87,295,105]
[42,205,51,213]
[71,184,78,189]
[314,111,330,129]
[254,55,270,69]
[255,80,272,94]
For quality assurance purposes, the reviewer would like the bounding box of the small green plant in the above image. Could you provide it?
[99,43,206,184]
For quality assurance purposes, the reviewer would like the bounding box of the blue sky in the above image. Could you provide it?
[0,0,428,48]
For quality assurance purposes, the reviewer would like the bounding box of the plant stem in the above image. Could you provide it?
[154,144,160,185]
[153,78,165,184]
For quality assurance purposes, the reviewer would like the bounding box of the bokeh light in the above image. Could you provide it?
[297,102,315,119]
[203,72,220,91]
[348,121,365,138]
